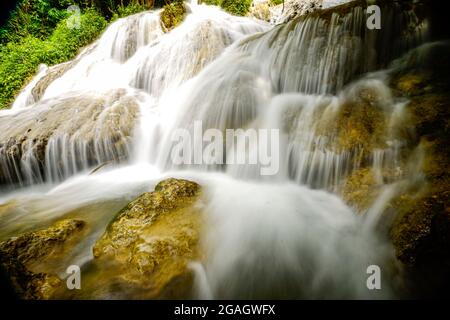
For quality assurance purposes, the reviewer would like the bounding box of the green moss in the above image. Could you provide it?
[270,0,284,5]
[0,219,86,266]
[0,218,86,299]
[160,0,186,31]
[341,168,380,212]
[315,86,388,159]
[386,50,450,293]
[221,0,252,16]
[90,178,202,299]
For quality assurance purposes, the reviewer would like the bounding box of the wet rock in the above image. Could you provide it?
[0,219,86,299]
[341,168,380,212]
[89,178,203,299]
[314,83,389,161]
[161,1,187,31]
[385,43,450,297]
[0,219,85,267]
[0,254,62,299]
[394,73,429,97]
[248,1,271,22]
[275,0,323,24]
[0,89,140,186]
[31,61,75,103]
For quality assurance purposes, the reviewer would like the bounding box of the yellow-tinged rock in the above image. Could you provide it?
[91,178,203,299]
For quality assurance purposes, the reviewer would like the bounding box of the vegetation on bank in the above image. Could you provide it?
[269,0,283,5]
[0,0,256,109]
[0,0,165,110]
[203,0,252,16]
[160,0,186,30]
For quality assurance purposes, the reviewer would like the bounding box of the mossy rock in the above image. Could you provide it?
[0,254,62,299]
[386,43,450,295]
[0,219,85,267]
[160,1,187,31]
[221,0,252,16]
[315,84,389,160]
[88,178,203,299]
[0,219,86,299]
[341,168,380,212]
[0,89,140,185]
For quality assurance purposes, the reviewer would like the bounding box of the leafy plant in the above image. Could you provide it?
[0,9,107,109]
[160,0,186,31]
[269,0,283,6]
[202,0,252,16]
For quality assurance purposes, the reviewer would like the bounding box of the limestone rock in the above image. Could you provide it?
[90,178,203,299]
[0,219,86,299]
[0,89,140,186]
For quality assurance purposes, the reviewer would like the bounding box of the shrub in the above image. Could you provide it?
[203,0,252,16]
[202,0,221,6]
[0,9,107,109]
[160,0,186,31]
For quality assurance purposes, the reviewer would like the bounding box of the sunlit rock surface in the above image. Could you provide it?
[55,178,204,299]
[0,219,86,299]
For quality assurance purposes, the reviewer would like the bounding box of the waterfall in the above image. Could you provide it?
[0,4,269,187]
[0,1,432,299]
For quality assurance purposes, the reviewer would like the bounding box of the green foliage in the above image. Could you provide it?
[0,1,153,43]
[160,0,186,31]
[0,9,107,109]
[0,1,158,109]
[202,0,252,16]
[0,0,78,43]
[202,0,221,6]
[270,0,283,5]
[221,0,252,16]
[113,3,150,19]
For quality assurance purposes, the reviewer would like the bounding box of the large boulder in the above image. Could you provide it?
[74,178,204,299]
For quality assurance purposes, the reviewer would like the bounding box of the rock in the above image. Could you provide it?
[394,73,429,97]
[384,43,450,297]
[0,219,85,267]
[89,178,203,299]
[160,1,187,31]
[31,61,75,103]
[248,1,271,22]
[0,219,86,299]
[314,83,389,161]
[275,0,323,24]
[0,89,140,186]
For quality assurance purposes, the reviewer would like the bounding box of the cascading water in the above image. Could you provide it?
[0,1,433,298]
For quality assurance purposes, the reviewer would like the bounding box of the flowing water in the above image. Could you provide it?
[0,1,430,298]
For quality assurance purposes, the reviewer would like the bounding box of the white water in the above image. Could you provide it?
[0,1,429,298]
